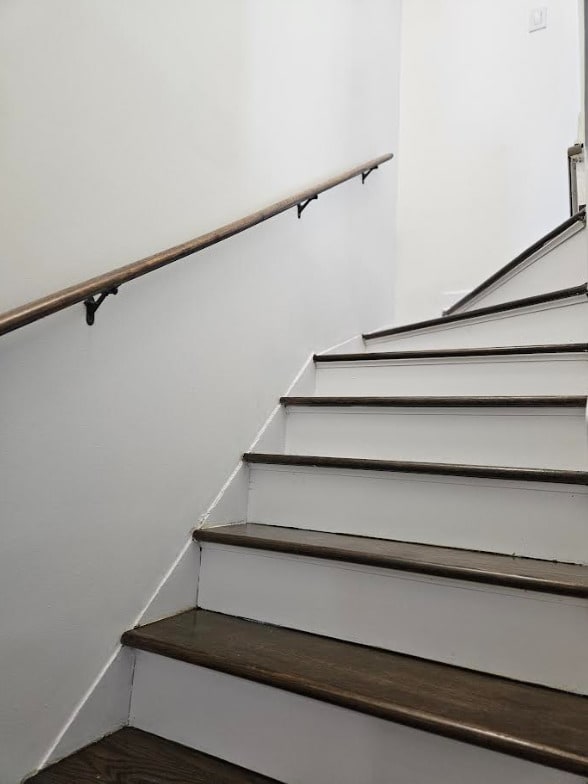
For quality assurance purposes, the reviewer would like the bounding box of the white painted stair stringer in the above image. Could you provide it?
[129,651,584,784]
[198,543,588,694]
[313,353,588,396]
[246,464,588,564]
[451,225,587,313]
[283,405,588,469]
[364,293,588,351]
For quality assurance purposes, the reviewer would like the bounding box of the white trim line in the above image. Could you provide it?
[319,333,363,355]
[37,536,194,772]
[198,354,317,527]
[37,646,124,771]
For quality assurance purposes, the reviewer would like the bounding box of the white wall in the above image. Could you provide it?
[0,0,399,312]
[0,2,401,781]
[395,0,581,322]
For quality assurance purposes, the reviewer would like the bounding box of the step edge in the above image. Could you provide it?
[313,343,588,363]
[243,453,588,486]
[362,284,588,342]
[193,527,588,597]
[280,396,587,409]
[122,618,588,778]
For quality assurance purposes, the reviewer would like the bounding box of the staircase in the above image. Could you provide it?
[30,212,588,783]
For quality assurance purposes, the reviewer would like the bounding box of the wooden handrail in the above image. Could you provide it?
[0,153,393,337]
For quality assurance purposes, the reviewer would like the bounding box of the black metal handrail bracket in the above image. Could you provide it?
[361,165,379,184]
[297,195,318,219]
[84,288,119,326]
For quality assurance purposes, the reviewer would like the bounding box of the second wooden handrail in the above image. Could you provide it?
[0,153,393,337]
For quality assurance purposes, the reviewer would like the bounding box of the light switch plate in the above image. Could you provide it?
[529,7,547,32]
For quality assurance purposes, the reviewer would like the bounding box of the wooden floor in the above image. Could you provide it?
[28,727,280,783]
[123,609,588,777]
[194,523,588,597]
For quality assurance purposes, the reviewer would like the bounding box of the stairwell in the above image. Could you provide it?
[30,211,588,783]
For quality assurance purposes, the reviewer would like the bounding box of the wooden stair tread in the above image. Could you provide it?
[122,610,588,776]
[314,343,588,362]
[244,452,588,485]
[362,284,588,341]
[281,395,587,408]
[194,523,588,597]
[27,727,280,783]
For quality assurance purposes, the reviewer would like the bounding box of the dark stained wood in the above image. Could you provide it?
[244,452,588,486]
[313,342,588,362]
[0,153,393,338]
[444,211,586,316]
[193,523,588,597]
[362,284,588,341]
[122,610,588,777]
[27,727,280,783]
[281,395,587,408]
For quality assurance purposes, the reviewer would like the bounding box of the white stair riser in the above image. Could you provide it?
[454,229,587,313]
[314,355,588,396]
[130,652,583,784]
[284,407,588,469]
[199,544,588,694]
[247,465,588,564]
[366,297,588,352]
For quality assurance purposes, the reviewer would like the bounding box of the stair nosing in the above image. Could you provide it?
[243,452,588,486]
[443,211,586,316]
[362,284,588,342]
[313,342,588,363]
[280,395,587,408]
[193,524,588,597]
[122,609,588,777]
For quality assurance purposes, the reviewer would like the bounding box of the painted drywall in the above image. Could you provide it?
[0,0,397,312]
[0,1,401,780]
[395,0,582,322]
